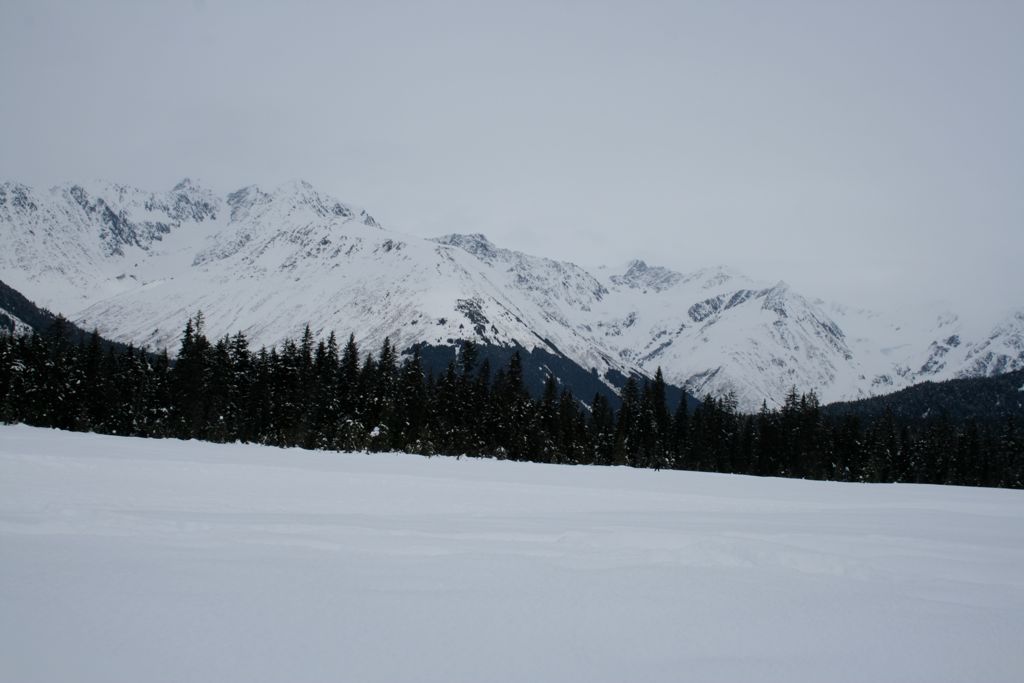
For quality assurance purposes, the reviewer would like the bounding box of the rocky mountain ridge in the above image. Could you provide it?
[2,178,1021,410]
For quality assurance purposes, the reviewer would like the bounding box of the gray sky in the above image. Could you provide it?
[2,0,1021,317]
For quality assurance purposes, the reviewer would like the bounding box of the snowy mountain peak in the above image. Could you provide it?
[761,281,793,316]
[688,265,742,290]
[610,259,683,293]
[955,308,1024,378]
[268,179,320,205]
[225,185,270,223]
[432,233,499,259]
[171,177,203,192]
[221,181,379,229]
[267,180,351,217]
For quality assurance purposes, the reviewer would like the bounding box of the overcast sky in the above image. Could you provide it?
[2,0,1021,317]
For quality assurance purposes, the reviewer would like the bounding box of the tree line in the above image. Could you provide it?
[1,314,1021,488]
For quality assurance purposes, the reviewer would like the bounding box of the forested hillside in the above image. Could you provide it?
[3,313,1021,488]
[825,370,1024,422]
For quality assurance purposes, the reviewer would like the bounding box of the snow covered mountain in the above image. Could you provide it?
[2,178,1022,410]
[0,179,645,397]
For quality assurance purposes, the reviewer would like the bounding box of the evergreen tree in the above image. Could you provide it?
[170,314,212,438]
[533,374,561,463]
[397,347,430,452]
[669,395,690,470]
[613,377,640,466]
[494,351,531,459]
[590,392,616,466]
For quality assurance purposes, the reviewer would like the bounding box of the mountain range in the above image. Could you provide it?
[2,178,1022,411]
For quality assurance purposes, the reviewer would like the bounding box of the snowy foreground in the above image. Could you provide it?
[2,425,1023,683]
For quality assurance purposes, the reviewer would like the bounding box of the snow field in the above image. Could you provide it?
[1,424,1022,682]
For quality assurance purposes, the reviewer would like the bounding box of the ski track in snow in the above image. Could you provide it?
[1,424,1023,683]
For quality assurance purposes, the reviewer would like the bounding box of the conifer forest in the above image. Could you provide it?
[2,314,1021,489]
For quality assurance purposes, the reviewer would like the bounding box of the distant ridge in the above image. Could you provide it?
[2,178,1022,410]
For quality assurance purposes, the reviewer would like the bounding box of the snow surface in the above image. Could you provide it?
[2,425,1023,683]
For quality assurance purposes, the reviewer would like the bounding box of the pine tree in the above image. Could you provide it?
[336,335,362,449]
[613,377,639,466]
[371,337,399,450]
[494,351,531,460]
[81,329,105,431]
[397,347,430,452]
[669,394,689,469]
[649,368,671,469]
[532,374,560,463]
[205,336,236,442]
[590,392,615,466]
[310,332,340,449]
[147,349,173,437]
[170,314,212,438]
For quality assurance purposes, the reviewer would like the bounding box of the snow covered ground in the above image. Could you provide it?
[1,425,1022,683]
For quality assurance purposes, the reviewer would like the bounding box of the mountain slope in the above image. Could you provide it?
[0,279,147,355]
[824,367,1024,423]
[1,180,654,402]
[587,263,863,408]
[2,178,1021,410]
